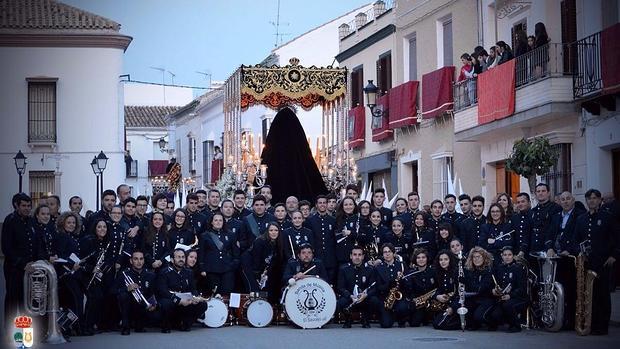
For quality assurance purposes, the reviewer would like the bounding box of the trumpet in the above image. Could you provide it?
[492,274,511,296]
[87,242,111,289]
[123,271,152,308]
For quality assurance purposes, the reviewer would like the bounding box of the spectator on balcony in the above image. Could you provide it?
[458,53,476,107]
[471,52,483,75]
[534,22,551,78]
[477,49,490,72]
[496,41,514,65]
[528,35,536,51]
[488,46,500,69]
[514,29,529,57]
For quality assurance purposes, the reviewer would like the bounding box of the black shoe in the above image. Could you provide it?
[121,328,130,336]
[161,328,171,334]
[362,322,371,329]
[134,328,147,333]
[82,328,94,336]
[398,322,406,328]
[488,325,498,331]
[591,330,608,336]
[507,326,521,333]
[342,321,352,329]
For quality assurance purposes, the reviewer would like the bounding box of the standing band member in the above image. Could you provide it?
[240,222,283,302]
[337,246,379,328]
[282,211,314,260]
[199,212,239,296]
[335,197,360,266]
[305,195,337,284]
[142,212,170,274]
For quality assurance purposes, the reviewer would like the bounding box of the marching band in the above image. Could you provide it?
[2,183,618,338]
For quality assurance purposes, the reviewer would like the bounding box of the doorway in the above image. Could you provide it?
[496,162,520,201]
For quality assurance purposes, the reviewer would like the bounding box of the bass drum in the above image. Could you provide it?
[198,298,229,328]
[244,298,274,328]
[283,276,336,329]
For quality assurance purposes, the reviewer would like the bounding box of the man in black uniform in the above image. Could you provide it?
[305,195,337,283]
[282,244,328,286]
[337,246,379,328]
[575,189,619,335]
[220,199,245,238]
[86,189,117,233]
[458,194,472,217]
[441,194,465,238]
[195,189,209,215]
[2,193,39,331]
[372,189,392,227]
[529,183,561,254]
[206,189,222,215]
[458,195,486,253]
[512,192,532,259]
[156,248,208,333]
[240,195,276,251]
[69,195,87,237]
[135,195,150,231]
[120,197,143,268]
[259,185,275,214]
[116,250,158,335]
[186,193,210,236]
[375,243,410,328]
[232,190,252,219]
[489,246,528,332]
[427,199,446,234]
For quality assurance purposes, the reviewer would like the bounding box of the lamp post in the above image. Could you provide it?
[14,150,27,193]
[91,157,101,209]
[363,80,384,128]
[96,151,108,203]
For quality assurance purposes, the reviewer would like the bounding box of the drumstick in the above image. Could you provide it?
[288,235,297,260]
[301,265,316,275]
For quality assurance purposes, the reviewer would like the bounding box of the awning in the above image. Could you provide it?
[372,93,393,142]
[348,106,365,149]
[421,66,455,119]
[148,160,169,177]
[388,80,419,128]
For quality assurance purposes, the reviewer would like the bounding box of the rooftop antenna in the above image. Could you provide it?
[167,70,176,85]
[149,66,166,104]
[196,70,212,88]
[269,0,290,47]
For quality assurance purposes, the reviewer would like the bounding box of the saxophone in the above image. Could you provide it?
[429,291,455,312]
[575,250,597,335]
[384,263,404,310]
[412,288,437,309]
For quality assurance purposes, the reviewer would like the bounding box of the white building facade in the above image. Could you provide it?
[0,0,132,216]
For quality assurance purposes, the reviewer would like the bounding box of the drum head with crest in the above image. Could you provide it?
[245,298,274,327]
[283,276,336,329]
[198,298,228,328]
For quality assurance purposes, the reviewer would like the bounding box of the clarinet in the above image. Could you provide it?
[456,251,468,331]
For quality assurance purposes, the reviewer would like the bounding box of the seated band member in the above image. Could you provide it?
[199,212,240,296]
[407,248,436,327]
[156,248,208,333]
[116,250,158,335]
[432,250,459,330]
[282,243,328,286]
[375,243,410,328]
[241,222,284,302]
[488,246,528,333]
[184,249,207,295]
[462,247,495,330]
[282,211,314,260]
[337,246,380,328]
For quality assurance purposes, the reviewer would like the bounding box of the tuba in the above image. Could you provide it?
[530,251,565,332]
[575,241,597,336]
[23,260,66,344]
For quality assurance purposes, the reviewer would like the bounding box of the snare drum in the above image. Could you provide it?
[283,276,336,329]
[244,298,274,327]
[198,298,229,328]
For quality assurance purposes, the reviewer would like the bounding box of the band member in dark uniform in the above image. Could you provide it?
[283,211,314,260]
[435,223,455,253]
[488,246,528,332]
[575,189,619,335]
[2,194,37,331]
[359,208,388,266]
[337,246,379,328]
[156,248,208,333]
[375,243,410,328]
[412,212,437,261]
[305,195,337,283]
[273,203,292,231]
[232,190,252,219]
[220,199,245,238]
[81,218,115,334]
[441,194,465,238]
[85,189,116,233]
[408,248,436,327]
[529,183,562,254]
[334,197,360,266]
[546,191,586,329]
[120,197,143,265]
[511,192,532,259]
[358,200,372,230]
[393,197,412,233]
[199,212,240,295]
[371,189,393,227]
[184,249,206,295]
[168,208,195,247]
[462,246,495,330]
[241,222,284,302]
[459,195,486,253]
[282,243,328,286]
[116,250,158,335]
[479,204,513,266]
[240,195,276,251]
[383,217,414,264]
[427,200,446,234]
[32,204,55,260]
[185,193,209,236]
[142,211,170,274]
[431,250,459,330]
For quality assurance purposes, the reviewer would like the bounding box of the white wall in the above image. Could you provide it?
[123,82,194,107]
[0,46,126,216]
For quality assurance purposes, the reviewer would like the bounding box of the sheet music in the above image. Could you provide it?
[229,293,241,308]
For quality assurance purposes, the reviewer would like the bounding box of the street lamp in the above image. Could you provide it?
[91,156,101,209]
[13,150,27,193]
[96,151,108,204]
[363,80,384,127]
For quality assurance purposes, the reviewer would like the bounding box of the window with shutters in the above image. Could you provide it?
[432,155,453,199]
[408,35,418,81]
[128,160,138,177]
[442,18,453,66]
[203,140,214,184]
[27,80,57,143]
[29,171,55,207]
[350,65,364,107]
[188,137,197,174]
[376,52,392,96]
[541,143,572,195]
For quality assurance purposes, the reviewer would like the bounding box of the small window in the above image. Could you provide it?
[29,171,55,207]
[203,140,214,184]
[188,137,197,173]
[351,66,364,107]
[433,156,453,199]
[376,52,392,95]
[542,143,572,195]
[28,81,57,143]
[128,160,138,177]
[408,36,418,81]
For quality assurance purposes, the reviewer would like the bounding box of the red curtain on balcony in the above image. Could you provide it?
[601,22,620,94]
[148,160,168,177]
[477,59,516,124]
[348,105,365,149]
[421,66,455,119]
[388,80,419,128]
[211,159,223,183]
[372,93,393,142]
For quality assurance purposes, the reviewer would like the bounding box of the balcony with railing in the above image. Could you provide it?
[573,31,602,99]
[454,43,577,139]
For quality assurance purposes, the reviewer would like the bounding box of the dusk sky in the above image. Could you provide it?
[62,0,369,89]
